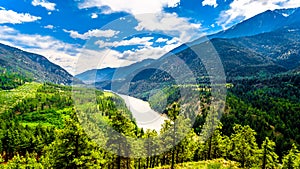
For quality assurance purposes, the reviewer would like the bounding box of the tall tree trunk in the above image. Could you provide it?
[208,136,212,160]
[171,122,176,169]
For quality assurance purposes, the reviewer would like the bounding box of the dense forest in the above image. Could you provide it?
[0,71,299,169]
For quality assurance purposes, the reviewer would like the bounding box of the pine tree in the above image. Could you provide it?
[45,116,106,168]
[230,124,260,168]
[167,103,180,169]
[283,143,300,169]
[260,137,279,169]
[199,109,222,160]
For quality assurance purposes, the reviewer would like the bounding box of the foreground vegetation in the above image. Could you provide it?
[0,74,299,168]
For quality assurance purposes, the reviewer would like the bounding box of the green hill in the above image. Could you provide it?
[0,43,75,85]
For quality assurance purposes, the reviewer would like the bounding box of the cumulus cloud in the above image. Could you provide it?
[74,0,205,71]
[91,13,98,19]
[0,26,78,74]
[78,0,180,15]
[95,37,154,48]
[32,0,56,11]
[63,29,120,40]
[218,0,300,29]
[0,9,41,24]
[44,24,54,29]
[202,0,218,8]
[118,42,180,61]
[78,0,203,43]
[135,13,202,42]
[156,38,169,43]
[96,36,179,64]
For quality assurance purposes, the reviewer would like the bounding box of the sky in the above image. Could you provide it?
[0,0,300,74]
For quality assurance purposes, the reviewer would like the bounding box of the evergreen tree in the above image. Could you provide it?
[44,116,106,168]
[260,137,279,169]
[283,143,300,169]
[167,103,180,169]
[230,124,259,168]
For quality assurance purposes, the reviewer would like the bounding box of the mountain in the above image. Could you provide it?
[76,7,300,95]
[76,24,300,97]
[75,58,154,84]
[75,67,116,84]
[211,10,286,39]
[211,8,300,39]
[150,7,300,63]
[0,43,75,85]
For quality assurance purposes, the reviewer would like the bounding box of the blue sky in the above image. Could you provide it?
[0,0,299,74]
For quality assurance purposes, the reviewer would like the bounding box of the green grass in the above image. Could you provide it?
[0,82,41,113]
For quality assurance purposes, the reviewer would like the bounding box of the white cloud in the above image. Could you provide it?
[166,37,179,45]
[0,26,78,74]
[95,37,154,48]
[135,13,202,42]
[75,48,123,74]
[92,36,179,68]
[44,24,54,29]
[202,0,218,8]
[73,0,206,72]
[91,13,98,19]
[63,29,120,40]
[156,37,169,43]
[78,0,203,43]
[32,0,56,11]
[218,0,300,29]
[0,9,41,24]
[119,42,180,61]
[78,0,180,15]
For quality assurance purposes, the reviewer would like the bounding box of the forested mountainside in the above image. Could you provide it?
[0,43,75,85]
[78,24,300,96]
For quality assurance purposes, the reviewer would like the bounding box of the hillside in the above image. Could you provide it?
[75,59,154,84]
[0,43,75,85]
[81,24,299,97]
[209,8,300,39]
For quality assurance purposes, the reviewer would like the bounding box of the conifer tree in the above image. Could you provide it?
[230,124,259,168]
[260,137,279,169]
[45,116,106,168]
[283,143,300,169]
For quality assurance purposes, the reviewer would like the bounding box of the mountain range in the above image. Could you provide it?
[1,8,300,88]
[75,7,300,96]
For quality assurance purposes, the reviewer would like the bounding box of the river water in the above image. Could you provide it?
[115,93,168,132]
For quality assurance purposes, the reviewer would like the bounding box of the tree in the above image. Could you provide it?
[44,116,106,168]
[260,137,279,169]
[199,108,223,160]
[282,143,300,169]
[167,103,180,169]
[230,124,259,168]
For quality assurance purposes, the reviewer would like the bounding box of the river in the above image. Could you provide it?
[114,93,168,132]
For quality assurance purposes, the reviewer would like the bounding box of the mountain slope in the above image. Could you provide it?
[75,58,154,84]
[231,24,300,69]
[77,24,300,96]
[76,8,300,93]
[0,43,75,85]
[211,10,286,39]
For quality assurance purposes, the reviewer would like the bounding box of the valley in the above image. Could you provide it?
[0,4,300,169]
